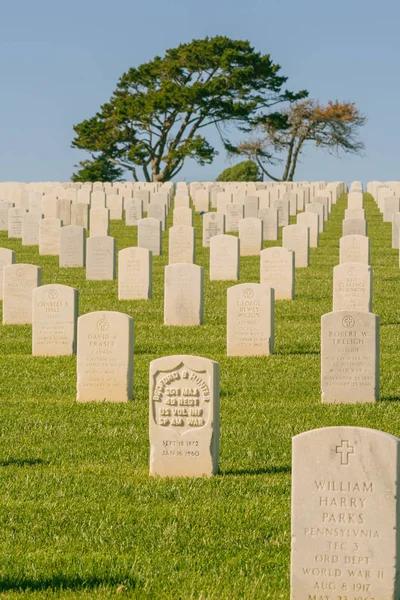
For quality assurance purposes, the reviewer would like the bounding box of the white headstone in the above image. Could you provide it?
[321,310,379,403]
[339,235,370,265]
[202,212,225,248]
[60,225,86,268]
[2,264,41,324]
[86,236,116,280]
[209,235,239,281]
[333,263,372,312]
[118,247,152,300]
[291,426,400,599]
[77,311,134,402]
[227,283,274,356]
[164,264,204,326]
[168,226,196,264]
[149,354,220,477]
[0,248,16,300]
[260,247,294,300]
[238,218,263,256]
[32,284,78,356]
[138,218,162,256]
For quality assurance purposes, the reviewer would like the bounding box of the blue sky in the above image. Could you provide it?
[0,0,398,184]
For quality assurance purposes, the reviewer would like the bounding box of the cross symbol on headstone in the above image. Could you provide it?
[336,440,354,465]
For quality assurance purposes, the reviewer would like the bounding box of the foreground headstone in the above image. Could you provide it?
[2,264,41,324]
[227,283,274,356]
[149,355,220,477]
[202,212,225,247]
[39,218,61,255]
[77,311,134,402]
[164,264,204,326]
[86,236,116,280]
[210,235,239,281]
[333,263,372,312]
[0,248,16,300]
[260,247,295,300]
[138,218,162,256]
[339,235,370,265]
[118,247,152,300]
[238,218,263,256]
[321,310,379,403]
[291,426,400,600]
[283,224,309,267]
[32,284,78,356]
[60,225,86,268]
[168,226,195,264]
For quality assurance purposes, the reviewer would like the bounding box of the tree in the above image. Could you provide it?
[71,155,124,182]
[233,100,366,181]
[71,36,306,182]
[216,160,261,181]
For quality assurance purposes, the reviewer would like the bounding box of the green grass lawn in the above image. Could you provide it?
[0,192,399,599]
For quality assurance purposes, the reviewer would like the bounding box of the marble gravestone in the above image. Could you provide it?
[149,354,220,477]
[32,284,78,356]
[39,218,62,255]
[392,212,400,249]
[260,247,295,300]
[321,310,379,403]
[383,196,400,223]
[60,225,86,268]
[90,207,110,237]
[271,198,290,227]
[2,264,41,324]
[283,224,309,268]
[296,212,319,248]
[209,234,239,281]
[238,218,263,256]
[118,247,152,300]
[106,194,123,220]
[147,203,166,230]
[225,203,244,233]
[0,248,16,300]
[164,264,204,326]
[8,208,26,238]
[168,226,196,264]
[173,207,193,227]
[56,198,71,226]
[259,207,278,241]
[340,235,370,265]
[344,208,365,220]
[244,196,259,219]
[291,426,400,600]
[86,236,116,280]
[22,212,41,246]
[138,217,162,256]
[90,190,106,209]
[77,311,134,402]
[306,203,324,233]
[342,218,367,237]
[333,263,372,313]
[71,203,89,229]
[202,212,225,247]
[125,199,143,226]
[0,202,13,231]
[227,283,274,356]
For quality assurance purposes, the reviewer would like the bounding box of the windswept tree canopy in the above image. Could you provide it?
[231,100,366,181]
[216,160,261,182]
[72,36,306,182]
[71,155,124,182]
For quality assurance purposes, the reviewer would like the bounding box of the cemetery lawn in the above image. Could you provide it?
[1,193,400,599]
